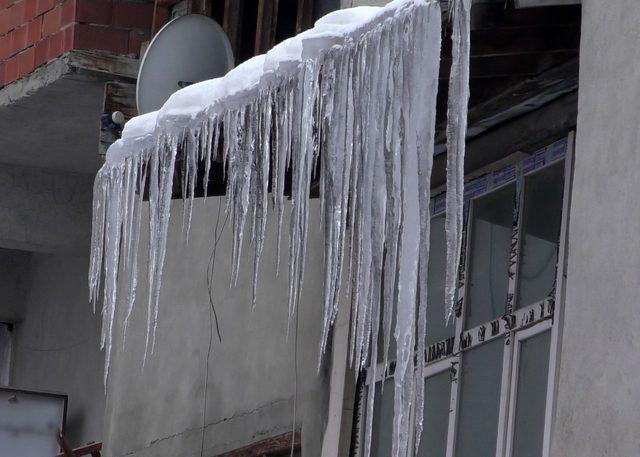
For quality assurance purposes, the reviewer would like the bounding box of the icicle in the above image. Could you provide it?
[413,6,441,453]
[252,90,272,307]
[445,0,472,321]
[89,7,454,455]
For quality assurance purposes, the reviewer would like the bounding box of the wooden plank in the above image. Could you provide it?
[255,0,280,55]
[223,0,243,61]
[193,0,213,16]
[295,0,314,34]
[55,440,102,457]
[216,431,301,457]
[439,49,578,80]
[442,24,580,58]
[469,3,580,30]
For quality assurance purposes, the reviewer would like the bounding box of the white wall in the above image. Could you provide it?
[551,1,640,455]
[103,197,332,457]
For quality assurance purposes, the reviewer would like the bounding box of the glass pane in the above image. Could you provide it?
[427,217,455,345]
[512,330,551,457]
[417,371,451,457]
[517,162,564,308]
[466,185,515,328]
[371,378,394,457]
[455,340,504,457]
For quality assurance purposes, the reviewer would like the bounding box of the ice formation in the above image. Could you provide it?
[89,1,470,455]
[445,0,472,321]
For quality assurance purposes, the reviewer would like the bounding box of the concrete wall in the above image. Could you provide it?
[7,251,105,449]
[551,1,640,455]
[0,163,93,252]
[103,197,332,457]
[0,163,104,449]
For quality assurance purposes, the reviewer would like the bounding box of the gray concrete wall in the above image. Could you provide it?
[0,163,93,253]
[8,252,105,449]
[0,162,104,449]
[551,1,640,455]
[103,197,331,457]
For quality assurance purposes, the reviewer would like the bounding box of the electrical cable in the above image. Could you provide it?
[200,197,229,457]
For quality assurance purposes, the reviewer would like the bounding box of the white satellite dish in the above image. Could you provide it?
[136,14,234,115]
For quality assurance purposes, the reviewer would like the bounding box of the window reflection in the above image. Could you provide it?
[517,163,564,308]
[466,185,515,328]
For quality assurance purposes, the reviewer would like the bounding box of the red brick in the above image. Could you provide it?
[60,0,75,25]
[0,8,11,35]
[3,54,19,84]
[0,1,16,10]
[25,15,40,45]
[17,45,34,76]
[113,0,151,30]
[36,0,53,16]
[23,0,37,22]
[0,33,10,59]
[42,3,61,36]
[8,1,24,30]
[10,24,26,53]
[75,23,127,54]
[77,0,111,25]
[62,21,72,49]
[33,36,47,65]
[127,28,146,57]
[46,26,61,57]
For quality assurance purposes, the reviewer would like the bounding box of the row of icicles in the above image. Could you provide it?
[88,1,471,456]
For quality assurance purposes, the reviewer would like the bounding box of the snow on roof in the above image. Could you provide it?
[107,0,421,159]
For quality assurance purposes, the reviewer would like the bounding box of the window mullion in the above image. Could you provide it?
[496,169,526,457]
[445,202,473,457]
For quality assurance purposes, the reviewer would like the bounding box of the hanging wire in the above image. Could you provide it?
[200,197,229,457]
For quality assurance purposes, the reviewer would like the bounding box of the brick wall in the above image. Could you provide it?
[0,0,154,87]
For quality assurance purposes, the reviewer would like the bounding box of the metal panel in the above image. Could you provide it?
[0,387,67,457]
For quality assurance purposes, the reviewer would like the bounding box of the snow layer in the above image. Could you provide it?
[89,1,467,456]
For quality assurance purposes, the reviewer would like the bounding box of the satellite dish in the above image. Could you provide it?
[136,14,234,115]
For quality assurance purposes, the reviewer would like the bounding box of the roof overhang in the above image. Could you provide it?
[0,51,138,174]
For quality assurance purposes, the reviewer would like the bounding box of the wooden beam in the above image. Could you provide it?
[193,0,213,15]
[223,0,242,61]
[216,431,301,456]
[469,3,580,30]
[55,442,102,457]
[436,59,578,145]
[255,0,280,55]
[431,91,578,189]
[295,0,314,34]
[442,25,580,57]
[439,50,578,80]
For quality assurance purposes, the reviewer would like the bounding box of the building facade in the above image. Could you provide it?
[0,0,636,456]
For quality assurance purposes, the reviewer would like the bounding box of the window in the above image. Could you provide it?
[356,136,572,457]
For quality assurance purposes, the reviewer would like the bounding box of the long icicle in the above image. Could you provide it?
[445,0,472,321]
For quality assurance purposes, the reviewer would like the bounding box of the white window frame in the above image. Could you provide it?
[354,132,574,457]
